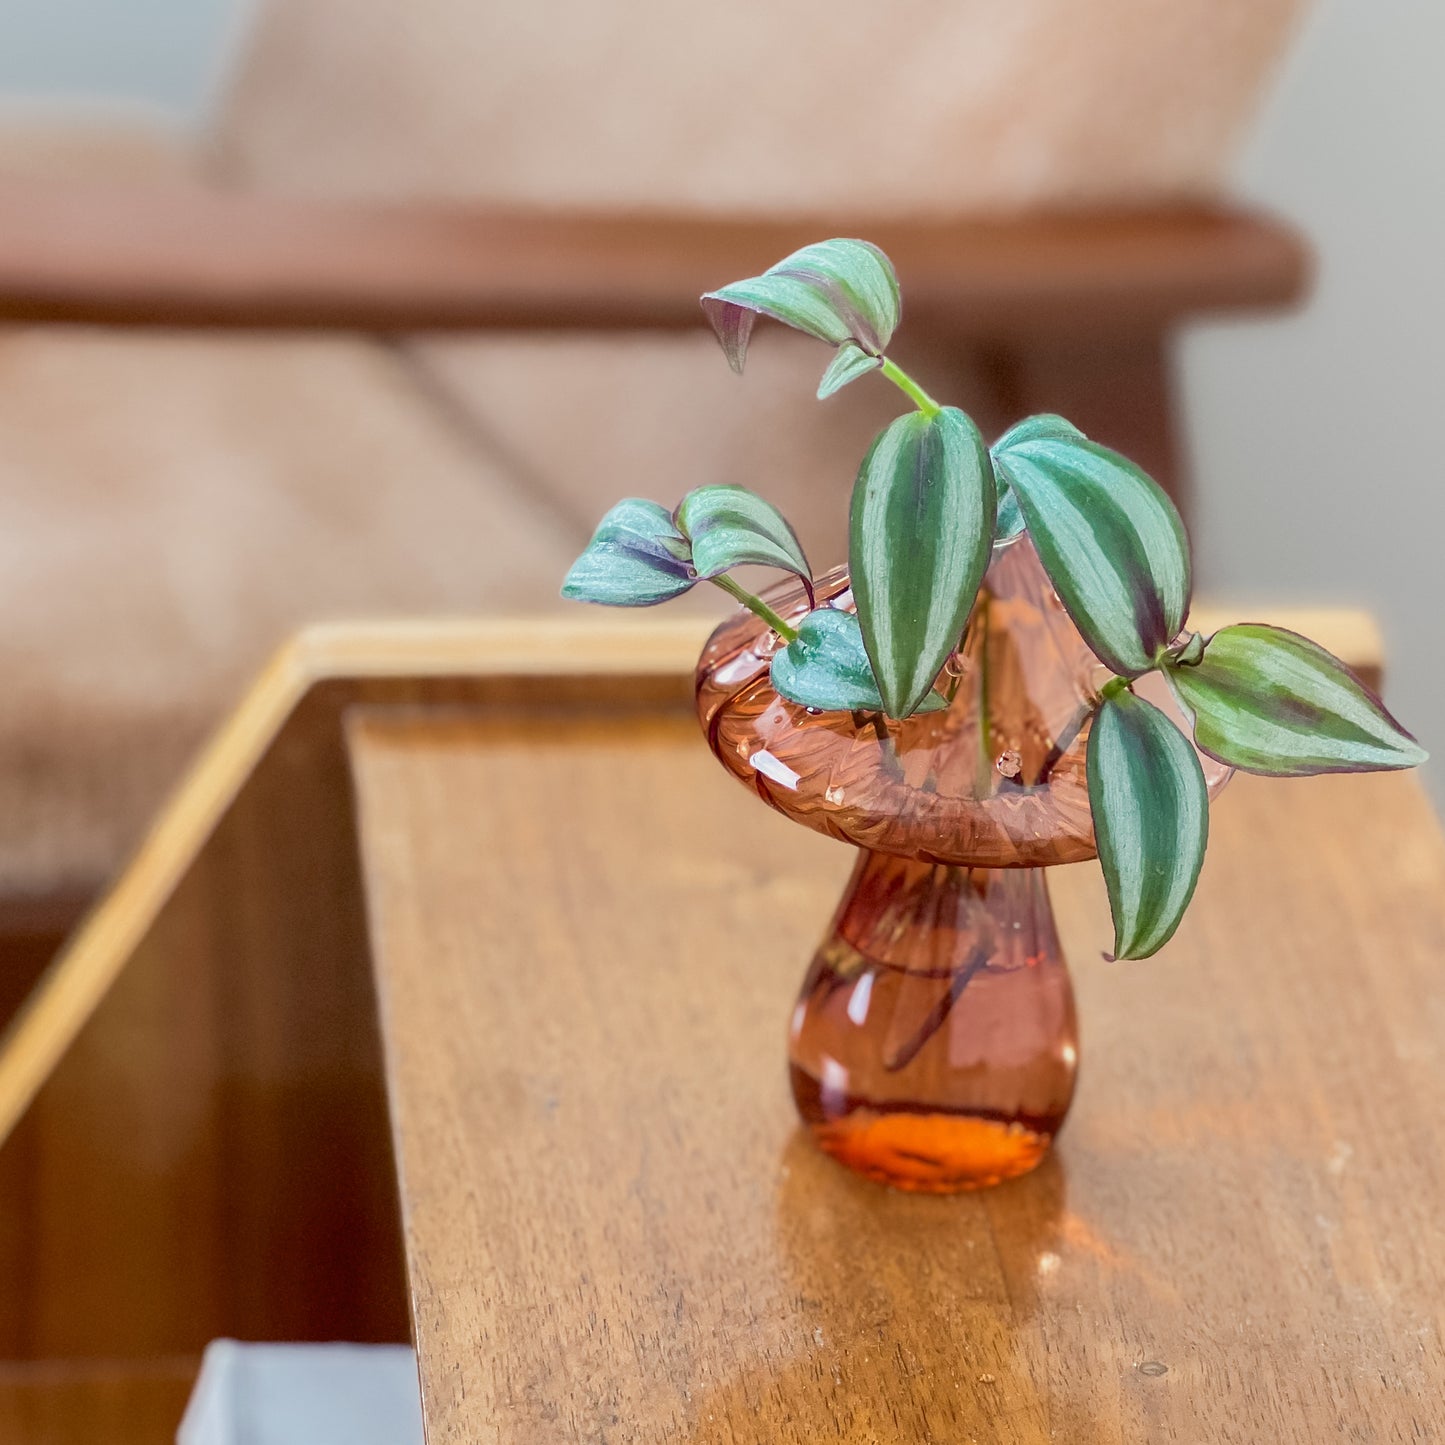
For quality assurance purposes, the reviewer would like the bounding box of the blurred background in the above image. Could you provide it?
[0,0,1436,929]
[0,6,1439,1437]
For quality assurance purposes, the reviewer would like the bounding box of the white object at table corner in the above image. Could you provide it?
[177,1340,424,1445]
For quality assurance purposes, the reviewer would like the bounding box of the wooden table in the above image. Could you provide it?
[0,614,1440,1443]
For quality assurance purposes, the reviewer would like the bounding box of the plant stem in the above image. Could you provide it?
[880,358,942,417]
[1036,698,1095,783]
[973,593,995,799]
[709,574,799,642]
[882,942,989,1072]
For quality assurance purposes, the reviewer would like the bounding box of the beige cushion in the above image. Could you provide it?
[0,330,577,898]
[215,0,1305,214]
[406,330,1000,575]
[0,0,1314,895]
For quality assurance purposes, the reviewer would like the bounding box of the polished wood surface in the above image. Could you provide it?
[0,1358,197,1445]
[351,708,1445,1444]
[0,619,711,1439]
[0,187,1305,334]
[0,610,1391,1440]
[0,616,710,1144]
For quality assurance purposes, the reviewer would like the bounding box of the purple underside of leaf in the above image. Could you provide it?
[700,297,758,373]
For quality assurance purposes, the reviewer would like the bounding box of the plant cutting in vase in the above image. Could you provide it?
[562,238,1427,1192]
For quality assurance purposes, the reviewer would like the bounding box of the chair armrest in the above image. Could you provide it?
[0,179,1308,333]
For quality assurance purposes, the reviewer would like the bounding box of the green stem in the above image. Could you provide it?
[710,574,799,643]
[880,357,942,417]
[975,594,995,799]
[1099,675,1132,703]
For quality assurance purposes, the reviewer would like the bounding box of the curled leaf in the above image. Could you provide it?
[675,485,811,590]
[1088,688,1209,961]
[1166,624,1428,776]
[850,406,995,719]
[561,499,696,607]
[1167,631,1206,667]
[771,607,945,715]
[817,341,883,400]
[995,431,1190,677]
[701,239,900,374]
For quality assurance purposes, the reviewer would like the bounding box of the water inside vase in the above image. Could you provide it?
[696,536,1230,867]
[788,853,1077,1192]
[696,537,1222,1191]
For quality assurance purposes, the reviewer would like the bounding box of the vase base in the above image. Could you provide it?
[791,1066,1053,1192]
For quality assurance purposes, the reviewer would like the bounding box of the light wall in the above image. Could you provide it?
[1182,0,1443,804]
[0,0,250,126]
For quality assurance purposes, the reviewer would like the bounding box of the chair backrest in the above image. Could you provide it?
[211,0,1305,215]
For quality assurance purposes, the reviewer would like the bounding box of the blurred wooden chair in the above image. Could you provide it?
[0,0,1308,976]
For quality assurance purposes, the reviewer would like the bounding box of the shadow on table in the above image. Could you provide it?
[677,1129,1097,1442]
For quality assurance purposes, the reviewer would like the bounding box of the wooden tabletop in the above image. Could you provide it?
[348,701,1445,1445]
[0,613,1415,1442]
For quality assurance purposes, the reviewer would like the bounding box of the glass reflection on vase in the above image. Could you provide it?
[696,536,1227,1191]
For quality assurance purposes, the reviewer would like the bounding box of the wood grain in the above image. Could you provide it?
[0,609,1391,1438]
[0,609,1377,1153]
[0,188,1305,334]
[0,622,711,1408]
[350,710,1445,1444]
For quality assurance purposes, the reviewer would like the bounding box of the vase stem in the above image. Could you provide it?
[788,850,1078,1192]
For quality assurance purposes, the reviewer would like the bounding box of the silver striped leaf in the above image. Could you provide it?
[1088,687,1209,961]
[849,406,994,719]
[675,485,811,587]
[996,433,1190,678]
[561,498,696,607]
[701,239,900,374]
[1167,624,1427,776]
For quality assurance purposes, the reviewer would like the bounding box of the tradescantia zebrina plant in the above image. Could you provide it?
[562,239,1427,961]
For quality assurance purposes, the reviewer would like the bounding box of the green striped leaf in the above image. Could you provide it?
[996,433,1190,677]
[991,414,1084,543]
[995,414,1085,450]
[849,406,995,719]
[701,239,900,374]
[561,498,696,607]
[817,340,883,399]
[1088,688,1209,961]
[675,485,811,588]
[771,608,946,715]
[1166,624,1428,776]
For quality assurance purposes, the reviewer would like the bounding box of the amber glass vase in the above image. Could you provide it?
[696,537,1228,1192]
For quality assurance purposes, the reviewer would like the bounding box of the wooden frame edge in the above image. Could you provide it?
[0,607,1380,1143]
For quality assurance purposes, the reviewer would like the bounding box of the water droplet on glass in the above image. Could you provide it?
[943,651,969,679]
[996,749,1022,779]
